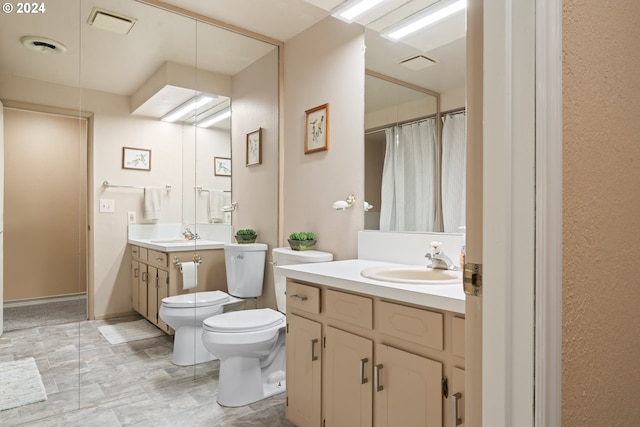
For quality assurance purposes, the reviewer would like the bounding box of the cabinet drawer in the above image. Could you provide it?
[133,247,148,262]
[287,281,320,315]
[325,289,373,330]
[378,301,443,351]
[148,249,168,268]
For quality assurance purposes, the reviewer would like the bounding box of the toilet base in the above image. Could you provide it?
[216,355,285,407]
[172,325,217,366]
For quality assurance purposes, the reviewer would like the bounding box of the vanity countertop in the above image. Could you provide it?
[276,259,465,314]
[128,238,225,253]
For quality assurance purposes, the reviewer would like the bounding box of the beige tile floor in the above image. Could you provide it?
[0,315,294,426]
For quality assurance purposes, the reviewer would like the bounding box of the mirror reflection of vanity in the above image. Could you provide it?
[363,4,466,233]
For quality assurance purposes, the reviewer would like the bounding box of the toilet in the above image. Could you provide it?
[201,246,333,407]
[159,290,242,366]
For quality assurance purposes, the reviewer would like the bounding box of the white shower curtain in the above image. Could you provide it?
[441,112,466,232]
[380,118,437,231]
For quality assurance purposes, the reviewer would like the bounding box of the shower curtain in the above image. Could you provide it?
[380,118,437,231]
[441,112,466,232]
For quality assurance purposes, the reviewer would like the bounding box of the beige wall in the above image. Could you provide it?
[562,0,640,424]
[283,17,365,260]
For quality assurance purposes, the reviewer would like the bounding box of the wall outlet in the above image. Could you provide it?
[99,199,115,213]
[127,211,137,224]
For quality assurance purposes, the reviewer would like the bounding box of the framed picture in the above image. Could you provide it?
[246,128,262,166]
[305,103,330,154]
[122,147,151,171]
[214,157,232,176]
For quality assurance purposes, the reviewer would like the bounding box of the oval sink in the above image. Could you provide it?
[150,239,190,243]
[361,266,462,284]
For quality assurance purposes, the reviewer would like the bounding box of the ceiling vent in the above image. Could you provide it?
[20,36,67,54]
[87,8,137,35]
[397,54,438,71]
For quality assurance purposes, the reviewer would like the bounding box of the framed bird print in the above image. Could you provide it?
[305,103,329,154]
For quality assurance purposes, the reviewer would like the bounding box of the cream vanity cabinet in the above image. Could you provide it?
[286,280,466,427]
[130,244,228,333]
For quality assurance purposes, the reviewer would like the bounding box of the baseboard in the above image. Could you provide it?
[93,310,138,321]
[4,293,87,308]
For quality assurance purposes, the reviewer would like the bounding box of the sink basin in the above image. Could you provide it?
[360,266,462,284]
[150,239,191,243]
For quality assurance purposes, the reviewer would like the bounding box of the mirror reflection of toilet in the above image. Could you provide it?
[202,246,333,407]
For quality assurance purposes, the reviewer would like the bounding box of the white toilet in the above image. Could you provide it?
[159,290,242,366]
[201,246,333,407]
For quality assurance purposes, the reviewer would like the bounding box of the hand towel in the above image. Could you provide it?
[143,186,163,220]
[208,189,225,223]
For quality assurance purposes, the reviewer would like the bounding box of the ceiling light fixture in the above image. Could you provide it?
[161,95,214,123]
[197,108,231,128]
[381,0,466,41]
[20,36,67,54]
[331,0,386,23]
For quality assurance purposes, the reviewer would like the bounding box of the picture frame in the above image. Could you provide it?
[305,103,330,154]
[246,128,262,166]
[214,157,232,176]
[122,147,151,171]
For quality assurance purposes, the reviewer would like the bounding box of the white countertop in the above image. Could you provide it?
[128,238,225,252]
[276,259,465,314]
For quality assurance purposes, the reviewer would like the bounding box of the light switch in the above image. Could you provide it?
[99,199,115,213]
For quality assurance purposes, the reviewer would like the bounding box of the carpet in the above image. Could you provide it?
[97,319,164,345]
[0,357,48,411]
[3,298,86,332]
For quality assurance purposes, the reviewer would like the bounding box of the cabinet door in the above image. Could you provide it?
[156,268,170,332]
[147,265,159,325]
[286,313,322,427]
[131,260,140,310]
[324,326,373,427]
[374,344,442,427]
[138,263,148,317]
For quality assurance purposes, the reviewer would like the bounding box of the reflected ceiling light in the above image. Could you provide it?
[197,108,231,128]
[161,95,214,123]
[381,0,466,41]
[331,0,386,23]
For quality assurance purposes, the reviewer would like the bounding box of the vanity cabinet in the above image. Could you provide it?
[129,244,229,333]
[286,280,465,427]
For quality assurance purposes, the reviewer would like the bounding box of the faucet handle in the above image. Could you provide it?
[430,241,443,254]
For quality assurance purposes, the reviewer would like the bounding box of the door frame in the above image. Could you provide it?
[483,0,562,426]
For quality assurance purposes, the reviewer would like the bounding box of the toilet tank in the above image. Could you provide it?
[272,247,333,312]
[224,243,268,298]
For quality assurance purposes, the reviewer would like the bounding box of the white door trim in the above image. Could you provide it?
[535,0,563,425]
[483,0,536,425]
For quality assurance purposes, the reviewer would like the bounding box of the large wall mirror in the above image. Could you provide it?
[0,0,279,422]
[363,0,466,233]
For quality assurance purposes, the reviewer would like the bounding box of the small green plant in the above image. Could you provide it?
[236,228,257,236]
[289,232,316,241]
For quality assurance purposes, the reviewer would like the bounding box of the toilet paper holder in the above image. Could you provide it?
[173,254,202,267]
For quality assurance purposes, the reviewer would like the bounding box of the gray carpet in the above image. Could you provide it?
[3,298,86,331]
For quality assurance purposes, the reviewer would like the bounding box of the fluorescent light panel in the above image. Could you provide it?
[161,95,213,123]
[382,0,466,41]
[331,0,386,23]
[197,108,230,128]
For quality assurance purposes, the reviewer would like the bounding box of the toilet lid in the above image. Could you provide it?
[203,308,285,332]
[162,290,230,308]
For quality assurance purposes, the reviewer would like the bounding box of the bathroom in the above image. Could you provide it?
[2,0,640,426]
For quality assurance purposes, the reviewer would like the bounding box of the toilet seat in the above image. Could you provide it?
[162,290,230,308]
[203,308,284,333]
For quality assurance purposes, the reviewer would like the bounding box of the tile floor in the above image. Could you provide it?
[0,315,295,426]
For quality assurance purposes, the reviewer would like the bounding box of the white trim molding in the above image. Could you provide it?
[535,0,563,425]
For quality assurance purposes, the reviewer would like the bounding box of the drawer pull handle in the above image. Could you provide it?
[134,268,139,278]
[452,392,462,426]
[156,257,164,262]
[360,358,369,384]
[374,364,384,392]
[310,338,319,361]
[290,294,308,302]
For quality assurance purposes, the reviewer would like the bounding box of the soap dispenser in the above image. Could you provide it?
[458,226,466,272]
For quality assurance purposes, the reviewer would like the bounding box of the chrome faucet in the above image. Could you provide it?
[425,241,456,270]
[182,227,200,240]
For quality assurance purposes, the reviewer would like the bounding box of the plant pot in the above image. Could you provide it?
[235,234,257,244]
[288,239,317,251]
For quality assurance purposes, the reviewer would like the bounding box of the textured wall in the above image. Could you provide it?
[562,1,640,425]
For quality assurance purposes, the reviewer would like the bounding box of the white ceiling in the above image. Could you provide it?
[0,0,465,113]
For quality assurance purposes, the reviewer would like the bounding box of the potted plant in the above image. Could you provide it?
[288,232,317,251]
[235,228,257,244]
